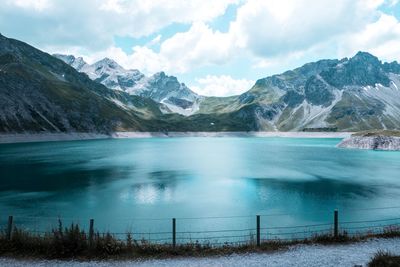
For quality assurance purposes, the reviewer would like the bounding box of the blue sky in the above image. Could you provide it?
[1,0,400,96]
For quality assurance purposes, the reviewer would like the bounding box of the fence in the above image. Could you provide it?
[3,206,400,247]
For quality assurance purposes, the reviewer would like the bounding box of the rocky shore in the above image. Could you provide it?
[338,130,400,150]
[0,132,352,144]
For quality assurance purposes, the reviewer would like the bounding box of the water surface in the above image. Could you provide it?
[1,137,400,240]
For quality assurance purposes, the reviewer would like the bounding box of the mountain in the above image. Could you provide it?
[194,52,400,131]
[52,54,88,71]
[2,33,400,134]
[129,71,200,116]
[54,54,200,115]
[0,33,167,133]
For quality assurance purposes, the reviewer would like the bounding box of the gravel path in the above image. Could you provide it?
[1,238,399,267]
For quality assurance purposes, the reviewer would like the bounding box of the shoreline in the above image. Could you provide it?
[0,131,353,144]
[0,133,110,144]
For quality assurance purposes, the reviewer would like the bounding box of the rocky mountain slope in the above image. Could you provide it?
[54,54,200,115]
[195,52,400,131]
[2,33,400,133]
[0,34,168,133]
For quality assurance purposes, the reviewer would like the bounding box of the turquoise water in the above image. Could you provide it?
[0,137,400,240]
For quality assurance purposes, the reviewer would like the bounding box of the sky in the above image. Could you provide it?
[1,0,400,96]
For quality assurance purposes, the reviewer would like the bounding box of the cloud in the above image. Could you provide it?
[10,0,51,11]
[2,0,400,97]
[2,0,395,66]
[119,0,394,75]
[79,22,236,75]
[81,45,169,74]
[191,75,255,96]
[230,0,382,58]
[0,0,238,52]
[338,14,400,62]
[99,0,239,22]
[95,0,394,76]
[159,22,236,73]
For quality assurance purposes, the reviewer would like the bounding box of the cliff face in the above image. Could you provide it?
[338,136,400,150]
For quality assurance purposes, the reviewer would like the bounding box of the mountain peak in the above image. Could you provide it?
[351,51,380,64]
[153,71,166,78]
[94,57,122,70]
[53,54,88,71]
[53,53,76,61]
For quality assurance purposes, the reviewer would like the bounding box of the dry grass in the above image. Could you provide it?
[368,251,400,267]
[1,222,400,260]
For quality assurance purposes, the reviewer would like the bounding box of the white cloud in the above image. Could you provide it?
[159,22,236,73]
[127,46,170,73]
[3,0,400,97]
[10,0,51,11]
[3,0,396,68]
[100,0,239,22]
[338,14,400,62]
[93,0,395,76]
[81,45,169,74]
[230,0,382,58]
[191,75,255,97]
[79,22,236,75]
[0,0,238,52]
[119,0,395,75]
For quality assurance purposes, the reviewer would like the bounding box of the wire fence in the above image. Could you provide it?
[2,205,400,247]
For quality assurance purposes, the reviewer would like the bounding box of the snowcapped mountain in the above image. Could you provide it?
[52,54,88,71]
[79,57,145,92]
[129,71,200,116]
[54,55,200,115]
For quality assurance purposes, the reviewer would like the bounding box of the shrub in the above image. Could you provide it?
[368,251,400,267]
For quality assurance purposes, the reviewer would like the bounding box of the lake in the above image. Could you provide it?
[1,137,400,242]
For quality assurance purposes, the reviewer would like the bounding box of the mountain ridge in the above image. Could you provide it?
[2,33,400,133]
[0,33,171,133]
[195,51,400,131]
[54,54,200,115]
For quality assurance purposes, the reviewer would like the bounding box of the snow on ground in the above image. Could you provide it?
[1,238,399,267]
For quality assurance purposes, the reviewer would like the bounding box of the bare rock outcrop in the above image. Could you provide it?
[338,131,400,150]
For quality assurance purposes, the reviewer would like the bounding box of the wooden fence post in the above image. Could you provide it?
[172,218,176,248]
[256,215,261,247]
[7,215,13,241]
[89,219,94,247]
[334,209,338,238]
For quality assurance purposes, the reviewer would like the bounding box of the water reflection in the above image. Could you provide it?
[120,171,188,204]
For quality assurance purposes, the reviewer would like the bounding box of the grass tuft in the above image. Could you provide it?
[368,251,400,267]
